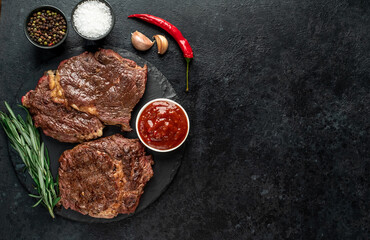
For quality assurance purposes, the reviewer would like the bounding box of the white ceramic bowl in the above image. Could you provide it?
[135,98,190,152]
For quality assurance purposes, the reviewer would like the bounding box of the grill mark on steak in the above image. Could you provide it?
[54,49,148,131]
[58,134,154,218]
[59,146,124,218]
[22,72,104,143]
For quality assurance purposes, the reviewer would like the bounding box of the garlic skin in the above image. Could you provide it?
[131,31,154,51]
[153,35,168,55]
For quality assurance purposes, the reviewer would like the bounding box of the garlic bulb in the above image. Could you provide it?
[131,31,154,51]
[153,35,168,55]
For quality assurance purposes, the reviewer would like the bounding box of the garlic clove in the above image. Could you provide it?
[153,35,168,55]
[131,31,154,51]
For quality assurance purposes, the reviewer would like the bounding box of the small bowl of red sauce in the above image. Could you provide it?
[136,98,190,152]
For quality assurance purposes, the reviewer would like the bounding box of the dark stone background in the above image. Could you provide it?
[0,0,369,239]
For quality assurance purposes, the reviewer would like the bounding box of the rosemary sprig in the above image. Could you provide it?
[0,102,60,218]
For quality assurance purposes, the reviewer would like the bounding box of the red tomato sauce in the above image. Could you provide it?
[138,100,188,150]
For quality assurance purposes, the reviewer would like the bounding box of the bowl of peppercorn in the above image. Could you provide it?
[24,5,68,49]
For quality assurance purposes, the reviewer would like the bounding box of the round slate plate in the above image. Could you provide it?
[8,46,183,223]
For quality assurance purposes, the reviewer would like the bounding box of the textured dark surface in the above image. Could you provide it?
[0,0,369,239]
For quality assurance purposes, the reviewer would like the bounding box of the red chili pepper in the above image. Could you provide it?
[128,14,193,92]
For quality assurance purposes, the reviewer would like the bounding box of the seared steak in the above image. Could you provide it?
[51,49,148,131]
[58,134,154,218]
[22,49,148,142]
[22,72,104,143]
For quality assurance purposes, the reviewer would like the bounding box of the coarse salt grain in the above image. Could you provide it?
[73,0,113,39]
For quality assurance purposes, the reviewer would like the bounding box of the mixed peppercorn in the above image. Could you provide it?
[27,9,67,47]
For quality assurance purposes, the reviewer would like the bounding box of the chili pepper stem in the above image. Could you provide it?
[185,58,191,92]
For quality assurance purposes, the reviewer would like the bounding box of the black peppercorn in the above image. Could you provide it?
[27,9,67,47]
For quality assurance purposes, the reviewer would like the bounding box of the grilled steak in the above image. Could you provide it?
[22,72,104,143]
[51,49,148,131]
[22,49,148,143]
[58,134,154,218]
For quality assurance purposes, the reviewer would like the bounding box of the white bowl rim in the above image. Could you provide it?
[135,98,190,153]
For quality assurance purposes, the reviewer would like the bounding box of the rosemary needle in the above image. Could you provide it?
[0,102,60,218]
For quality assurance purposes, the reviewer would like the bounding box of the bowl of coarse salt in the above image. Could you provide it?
[71,0,115,40]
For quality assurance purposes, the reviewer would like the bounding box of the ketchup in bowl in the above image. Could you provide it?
[136,98,189,152]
